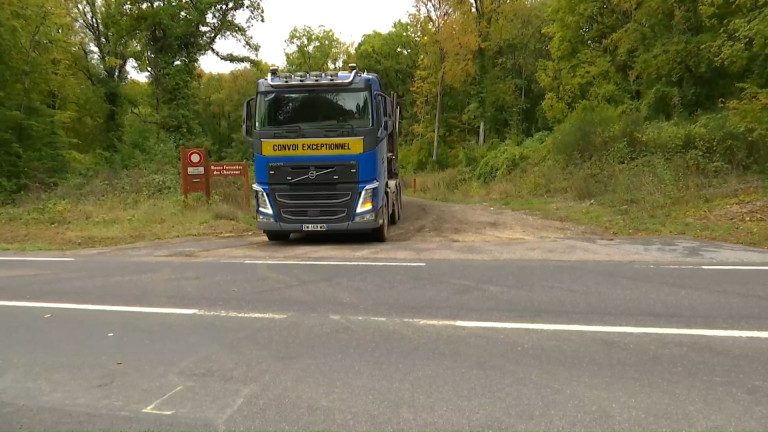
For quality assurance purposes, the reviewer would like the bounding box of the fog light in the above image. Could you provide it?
[355,213,376,222]
[258,214,274,222]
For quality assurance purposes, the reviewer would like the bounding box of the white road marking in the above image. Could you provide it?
[404,319,768,339]
[659,266,768,270]
[0,257,74,261]
[142,385,184,415]
[0,301,198,315]
[3,301,766,339]
[240,260,426,266]
[197,311,288,319]
[0,301,285,318]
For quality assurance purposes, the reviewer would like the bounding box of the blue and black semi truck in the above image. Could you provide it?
[242,64,402,242]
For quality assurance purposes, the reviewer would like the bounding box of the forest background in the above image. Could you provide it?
[1,0,766,249]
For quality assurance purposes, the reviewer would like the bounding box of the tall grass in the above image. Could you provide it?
[0,168,256,250]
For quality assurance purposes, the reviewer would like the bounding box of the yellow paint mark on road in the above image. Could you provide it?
[142,385,184,415]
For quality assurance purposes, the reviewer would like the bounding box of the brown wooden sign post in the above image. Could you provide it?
[181,147,251,207]
[181,147,211,201]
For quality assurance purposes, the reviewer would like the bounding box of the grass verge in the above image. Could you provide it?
[0,172,256,251]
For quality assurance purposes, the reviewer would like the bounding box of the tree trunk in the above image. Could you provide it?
[473,0,490,141]
[432,69,444,161]
[519,67,526,136]
[104,83,122,152]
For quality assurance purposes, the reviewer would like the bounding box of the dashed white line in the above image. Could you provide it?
[425,320,768,339]
[240,260,426,267]
[0,301,285,318]
[197,310,288,319]
[350,316,768,339]
[0,301,198,315]
[658,266,768,270]
[3,301,767,339]
[0,257,74,261]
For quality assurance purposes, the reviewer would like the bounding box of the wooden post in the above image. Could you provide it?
[242,163,251,209]
[180,146,187,203]
[412,177,417,195]
[180,147,210,203]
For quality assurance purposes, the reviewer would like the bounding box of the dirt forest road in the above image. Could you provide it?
[59,196,768,264]
[387,197,594,242]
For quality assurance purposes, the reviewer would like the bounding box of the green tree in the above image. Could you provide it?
[283,26,352,72]
[413,0,477,162]
[355,20,419,99]
[485,0,550,137]
[704,0,768,89]
[197,64,269,161]
[539,0,733,123]
[128,0,264,142]
[0,0,91,197]
[538,0,635,124]
[71,0,136,152]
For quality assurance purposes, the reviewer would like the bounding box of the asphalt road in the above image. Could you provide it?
[1,238,768,430]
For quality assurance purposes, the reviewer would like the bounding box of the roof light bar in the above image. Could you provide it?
[266,69,359,88]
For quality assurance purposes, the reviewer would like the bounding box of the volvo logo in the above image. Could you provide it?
[290,168,335,183]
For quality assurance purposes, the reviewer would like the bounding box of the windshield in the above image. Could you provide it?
[256,89,372,129]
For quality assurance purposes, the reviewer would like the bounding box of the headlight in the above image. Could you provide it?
[252,184,273,215]
[356,182,378,213]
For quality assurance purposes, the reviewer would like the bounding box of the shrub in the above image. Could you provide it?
[550,103,623,163]
[474,144,529,183]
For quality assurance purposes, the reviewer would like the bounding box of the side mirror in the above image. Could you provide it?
[374,91,388,131]
[242,96,256,138]
[385,118,394,134]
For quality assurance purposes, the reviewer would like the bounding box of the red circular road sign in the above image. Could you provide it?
[187,150,204,166]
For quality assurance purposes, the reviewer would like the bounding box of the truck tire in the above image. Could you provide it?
[374,201,388,242]
[397,187,403,221]
[390,194,399,225]
[265,231,290,242]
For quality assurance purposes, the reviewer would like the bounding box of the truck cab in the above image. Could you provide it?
[242,65,402,242]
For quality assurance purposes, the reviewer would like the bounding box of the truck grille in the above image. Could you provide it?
[275,192,352,204]
[281,208,348,220]
[268,181,358,225]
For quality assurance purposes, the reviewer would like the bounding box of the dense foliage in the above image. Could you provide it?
[2,0,767,203]
[0,0,264,200]
[392,0,768,177]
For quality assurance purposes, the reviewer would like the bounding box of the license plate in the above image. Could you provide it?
[302,224,327,231]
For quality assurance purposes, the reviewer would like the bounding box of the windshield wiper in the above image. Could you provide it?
[264,124,302,131]
[315,123,356,134]
[264,124,302,138]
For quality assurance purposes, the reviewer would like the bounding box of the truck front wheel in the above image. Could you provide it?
[374,202,389,242]
[265,231,290,242]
